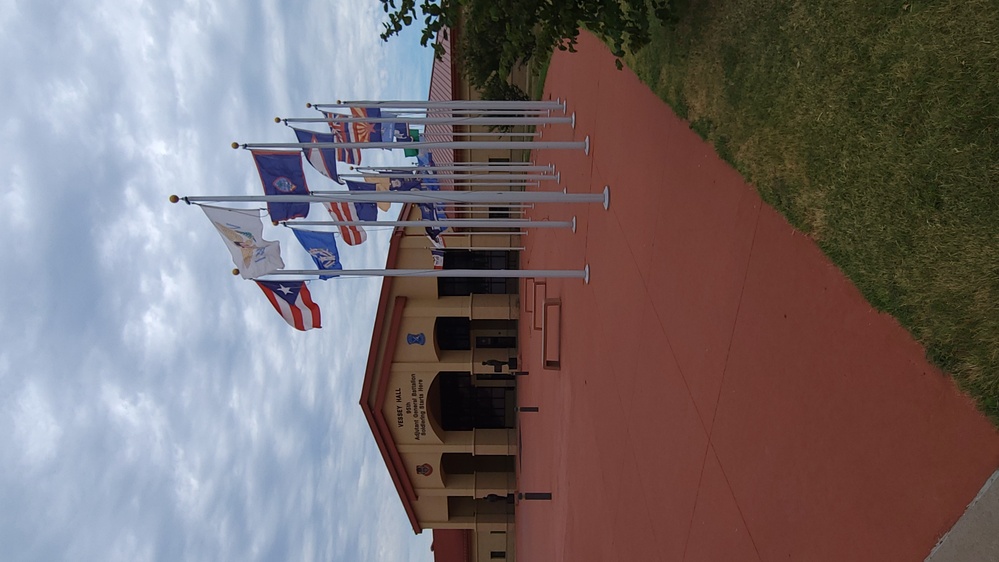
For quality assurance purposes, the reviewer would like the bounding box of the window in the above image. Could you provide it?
[475,336,517,349]
[439,372,512,431]
[436,250,519,296]
[436,317,471,350]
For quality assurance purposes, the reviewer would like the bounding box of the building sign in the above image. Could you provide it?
[393,374,429,441]
[406,333,425,345]
[416,463,434,476]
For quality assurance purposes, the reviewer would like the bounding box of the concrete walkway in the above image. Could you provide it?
[514,32,999,562]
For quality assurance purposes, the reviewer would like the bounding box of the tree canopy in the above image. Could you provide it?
[379,0,671,99]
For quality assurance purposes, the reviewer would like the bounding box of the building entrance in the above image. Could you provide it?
[438,372,514,431]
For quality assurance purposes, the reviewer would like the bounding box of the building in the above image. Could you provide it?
[359,29,536,562]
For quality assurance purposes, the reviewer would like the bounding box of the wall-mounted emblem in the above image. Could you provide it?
[406,333,426,345]
[416,463,434,476]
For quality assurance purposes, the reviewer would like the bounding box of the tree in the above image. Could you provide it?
[378,0,670,99]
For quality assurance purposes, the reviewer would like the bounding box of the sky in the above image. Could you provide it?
[0,1,435,561]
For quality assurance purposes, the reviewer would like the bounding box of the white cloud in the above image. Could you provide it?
[12,382,63,467]
[0,0,434,560]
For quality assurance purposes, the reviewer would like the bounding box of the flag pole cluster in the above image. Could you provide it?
[174,98,607,331]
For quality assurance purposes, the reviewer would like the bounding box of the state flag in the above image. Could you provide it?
[292,229,342,280]
[255,280,321,331]
[251,150,311,222]
[379,110,412,143]
[323,112,361,164]
[350,107,384,143]
[201,205,284,279]
[292,128,341,182]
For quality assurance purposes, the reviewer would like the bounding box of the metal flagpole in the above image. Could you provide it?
[441,231,526,236]
[308,100,566,111]
[337,172,558,182]
[446,182,539,188]
[418,108,555,116]
[447,161,554,167]
[351,164,555,173]
[234,137,589,153]
[281,115,572,126]
[421,131,542,138]
[283,217,575,230]
[447,203,534,209]
[255,266,590,282]
[173,187,611,208]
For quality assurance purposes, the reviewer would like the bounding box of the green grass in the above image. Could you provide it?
[527,49,553,101]
[624,0,999,423]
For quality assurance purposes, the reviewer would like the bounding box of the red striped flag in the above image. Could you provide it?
[255,280,321,331]
[323,202,368,246]
[324,112,361,164]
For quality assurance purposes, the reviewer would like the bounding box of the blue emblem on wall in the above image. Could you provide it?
[406,333,426,345]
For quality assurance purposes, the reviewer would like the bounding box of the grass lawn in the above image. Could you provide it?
[623,0,999,423]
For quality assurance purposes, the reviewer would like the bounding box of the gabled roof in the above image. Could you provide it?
[358,227,422,533]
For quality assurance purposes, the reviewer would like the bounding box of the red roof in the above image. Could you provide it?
[424,29,457,189]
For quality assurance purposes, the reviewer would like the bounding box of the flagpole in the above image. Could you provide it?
[173,187,610,207]
[439,231,526,237]
[352,164,555,173]
[235,138,589,153]
[281,115,572,126]
[417,109,556,116]
[408,181,542,188]
[255,266,590,282]
[446,203,534,209]
[284,217,575,230]
[338,172,559,182]
[307,100,566,111]
[422,131,543,138]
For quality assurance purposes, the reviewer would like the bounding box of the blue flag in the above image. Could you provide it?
[252,150,311,222]
[292,229,342,279]
[293,128,341,183]
[380,111,412,143]
[344,180,379,222]
[416,151,435,168]
[387,176,423,191]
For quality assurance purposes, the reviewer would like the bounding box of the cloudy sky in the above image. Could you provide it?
[0,1,434,560]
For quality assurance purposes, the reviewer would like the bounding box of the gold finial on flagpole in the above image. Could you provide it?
[274,117,281,123]
[169,195,179,203]
[231,142,239,149]
[306,103,312,108]
[232,269,240,276]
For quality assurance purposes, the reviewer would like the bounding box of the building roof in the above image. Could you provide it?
[358,228,422,533]
[423,29,457,189]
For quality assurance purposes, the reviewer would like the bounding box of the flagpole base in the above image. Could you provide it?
[603,185,611,210]
[571,112,576,129]
[584,264,590,284]
[556,171,561,184]
[584,135,590,155]
[571,216,577,233]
